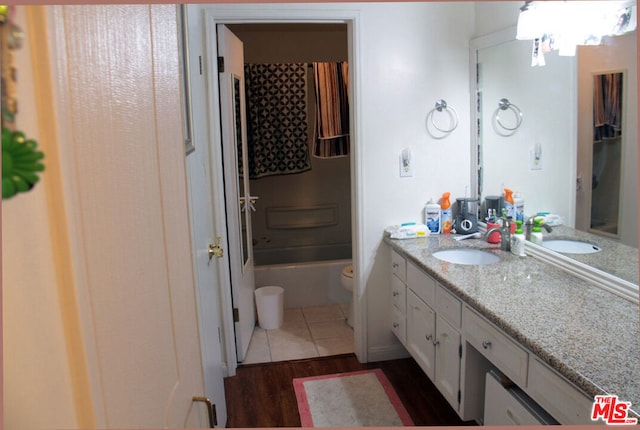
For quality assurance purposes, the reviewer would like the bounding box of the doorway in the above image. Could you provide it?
[223,23,354,364]
[189,5,365,377]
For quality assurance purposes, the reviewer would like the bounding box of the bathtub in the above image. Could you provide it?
[253,245,352,309]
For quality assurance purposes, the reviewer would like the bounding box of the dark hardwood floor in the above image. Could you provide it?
[224,353,477,427]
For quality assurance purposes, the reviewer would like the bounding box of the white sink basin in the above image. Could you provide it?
[432,248,500,265]
[542,239,602,254]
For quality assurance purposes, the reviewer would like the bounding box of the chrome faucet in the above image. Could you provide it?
[524,216,553,241]
[485,217,511,251]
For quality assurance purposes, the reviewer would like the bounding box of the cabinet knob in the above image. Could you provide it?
[482,340,492,349]
[393,322,399,328]
[425,334,433,341]
[433,339,440,347]
[392,291,399,297]
[392,262,399,268]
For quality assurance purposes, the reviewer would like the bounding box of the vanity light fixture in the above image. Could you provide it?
[516,0,636,64]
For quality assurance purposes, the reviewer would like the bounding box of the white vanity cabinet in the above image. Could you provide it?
[389,248,598,425]
[403,260,462,412]
[462,304,596,425]
[390,250,407,344]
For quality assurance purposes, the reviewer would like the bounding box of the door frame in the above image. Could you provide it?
[196,4,366,375]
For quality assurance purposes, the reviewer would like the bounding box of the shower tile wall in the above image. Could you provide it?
[228,24,351,257]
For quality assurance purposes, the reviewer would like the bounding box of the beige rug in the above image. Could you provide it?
[293,369,414,427]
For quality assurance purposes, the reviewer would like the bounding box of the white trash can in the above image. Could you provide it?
[254,286,284,329]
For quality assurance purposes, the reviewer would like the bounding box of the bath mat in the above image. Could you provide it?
[293,369,414,427]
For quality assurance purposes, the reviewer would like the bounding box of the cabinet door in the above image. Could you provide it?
[435,315,461,410]
[407,290,436,379]
[391,305,406,346]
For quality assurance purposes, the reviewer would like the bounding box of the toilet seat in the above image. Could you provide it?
[342,265,353,279]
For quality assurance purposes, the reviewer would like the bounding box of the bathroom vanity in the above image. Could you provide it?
[385,232,639,425]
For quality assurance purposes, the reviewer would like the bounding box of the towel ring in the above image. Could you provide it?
[494,98,523,133]
[427,99,458,136]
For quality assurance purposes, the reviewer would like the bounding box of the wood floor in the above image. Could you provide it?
[224,353,476,427]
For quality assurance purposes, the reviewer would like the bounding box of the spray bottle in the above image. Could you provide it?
[503,188,515,220]
[440,192,452,234]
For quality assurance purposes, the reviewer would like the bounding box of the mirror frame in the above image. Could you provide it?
[469,26,638,305]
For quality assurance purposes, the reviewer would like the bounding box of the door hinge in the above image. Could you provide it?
[233,307,239,322]
[199,55,203,75]
[459,344,462,358]
[217,56,224,73]
[458,389,461,404]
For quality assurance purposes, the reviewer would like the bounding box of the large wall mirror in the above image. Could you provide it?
[589,71,624,237]
[471,24,638,288]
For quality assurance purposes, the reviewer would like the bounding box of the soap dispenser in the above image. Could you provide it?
[529,218,544,245]
[511,220,526,256]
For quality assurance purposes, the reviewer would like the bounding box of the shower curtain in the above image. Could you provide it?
[244,63,312,178]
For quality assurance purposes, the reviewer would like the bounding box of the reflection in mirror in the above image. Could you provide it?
[475,32,575,224]
[471,24,638,291]
[591,72,623,237]
[233,75,250,267]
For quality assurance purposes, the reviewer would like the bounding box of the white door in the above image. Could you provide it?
[217,24,256,362]
[46,5,214,427]
[183,6,228,427]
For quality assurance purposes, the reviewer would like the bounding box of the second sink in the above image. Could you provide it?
[432,248,500,265]
[542,239,602,254]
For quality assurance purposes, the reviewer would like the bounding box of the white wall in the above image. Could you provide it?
[355,2,475,358]
[2,7,78,430]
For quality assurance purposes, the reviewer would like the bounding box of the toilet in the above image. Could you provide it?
[341,264,354,327]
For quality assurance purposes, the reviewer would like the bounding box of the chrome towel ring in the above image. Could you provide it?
[426,99,458,138]
[494,98,523,135]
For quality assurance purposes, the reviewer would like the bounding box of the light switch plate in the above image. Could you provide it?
[530,145,542,170]
[400,149,413,177]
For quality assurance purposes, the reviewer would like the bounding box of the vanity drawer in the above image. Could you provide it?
[391,275,407,313]
[391,305,406,345]
[407,261,436,306]
[462,306,528,387]
[391,249,406,283]
[526,357,596,425]
[436,285,461,328]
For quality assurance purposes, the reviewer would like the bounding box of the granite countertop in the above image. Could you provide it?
[540,225,639,285]
[384,233,639,418]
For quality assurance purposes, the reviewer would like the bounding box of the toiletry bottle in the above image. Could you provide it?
[530,218,544,245]
[440,192,452,234]
[425,199,441,234]
[514,192,525,223]
[503,188,515,220]
[511,220,526,256]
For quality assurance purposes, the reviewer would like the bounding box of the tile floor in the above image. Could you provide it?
[242,303,354,364]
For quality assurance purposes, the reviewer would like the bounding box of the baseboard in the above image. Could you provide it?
[367,344,410,363]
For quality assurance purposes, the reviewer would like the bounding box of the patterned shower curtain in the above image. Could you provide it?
[244,63,311,178]
[312,61,350,158]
